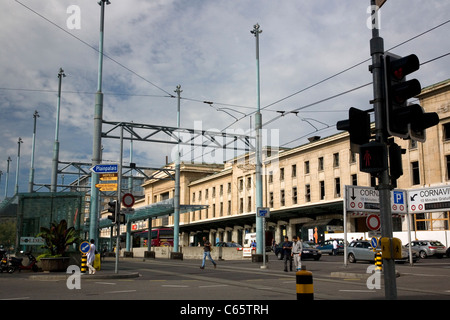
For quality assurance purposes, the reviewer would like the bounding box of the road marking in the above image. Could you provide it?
[339,290,377,293]
[105,290,137,294]
[0,297,30,300]
[198,284,228,288]
[95,282,116,285]
[161,285,189,288]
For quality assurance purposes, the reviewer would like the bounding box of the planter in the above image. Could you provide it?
[39,257,71,272]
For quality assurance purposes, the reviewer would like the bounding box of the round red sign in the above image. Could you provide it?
[122,193,135,208]
[366,214,381,231]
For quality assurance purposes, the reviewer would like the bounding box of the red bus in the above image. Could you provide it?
[139,228,174,247]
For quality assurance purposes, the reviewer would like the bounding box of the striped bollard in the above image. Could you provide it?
[296,266,313,300]
[375,251,382,272]
[81,254,87,273]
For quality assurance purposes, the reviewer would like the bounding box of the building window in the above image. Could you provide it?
[227,200,231,215]
[350,152,357,163]
[220,202,223,216]
[333,153,340,167]
[212,187,216,197]
[447,155,450,180]
[412,161,420,185]
[239,178,244,191]
[269,171,273,183]
[335,177,341,198]
[292,187,298,204]
[269,192,274,208]
[228,182,231,194]
[305,161,310,174]
[305,184,311,202]
[410,139,418,149]
[292,164,297,178]
[247,177,252,189]
[205,189,209,199]
[280,168,285,181]
[444,123,450,140]
[239,198,244,213]
[247,196,252,212]
[212,204,216,218]
[320,181,325,200]
[220,184,223,195]
[351,174,357,186]
[318,157,324,171]
[198,191,202,201]
[192,193,195,202]
[280,190,285,206]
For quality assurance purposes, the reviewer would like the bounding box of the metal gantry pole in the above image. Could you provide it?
[28,110,39,193]
[251,23,264,262]
[369,0,397,299]
[51,68,65,192]
[14,138,23,195]
[5,157,11,198]
[90,0,110,245]
[173,85,182,253]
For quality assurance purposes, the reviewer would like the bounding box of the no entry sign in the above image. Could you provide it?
[366,214,381,231]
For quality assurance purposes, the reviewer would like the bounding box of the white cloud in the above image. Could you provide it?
[1,0,450,194]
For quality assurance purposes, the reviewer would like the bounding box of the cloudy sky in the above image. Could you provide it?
[1,0,449,197]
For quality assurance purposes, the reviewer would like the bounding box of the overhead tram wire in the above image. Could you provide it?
[15,0,174,98]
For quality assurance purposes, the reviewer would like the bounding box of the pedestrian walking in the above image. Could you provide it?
[332,239,338,256]
[282,236,292,272]
[86,239,96,275]
[200,237,217,269]
[292,236,303,271]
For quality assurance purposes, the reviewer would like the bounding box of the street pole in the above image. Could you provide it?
[5,157,11,198]
[115,125,123,274]
[28,110,39,193]
[173,85,182,253]
[51,68,65,192]
[14,137,23,195]
[90,0,110,245]
[251,23,264,263]
[369,0,397,299]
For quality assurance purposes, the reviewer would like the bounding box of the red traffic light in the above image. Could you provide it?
[387,54,419,80]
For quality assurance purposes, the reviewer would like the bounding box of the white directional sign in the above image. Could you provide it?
[345,185,407,214]
[408,185,450,213]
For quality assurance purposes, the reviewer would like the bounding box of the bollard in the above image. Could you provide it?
[375,251,382,272]
[81,254,87,273]
[296,265,313,301]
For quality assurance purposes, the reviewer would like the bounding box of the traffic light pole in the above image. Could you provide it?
[369,0,397,300]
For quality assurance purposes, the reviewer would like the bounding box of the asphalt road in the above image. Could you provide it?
[1,254,449,306]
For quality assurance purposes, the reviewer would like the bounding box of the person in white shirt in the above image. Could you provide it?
[86,239,96,275]
[292,236,303,271]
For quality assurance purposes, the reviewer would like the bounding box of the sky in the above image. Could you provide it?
[1,0,450,197]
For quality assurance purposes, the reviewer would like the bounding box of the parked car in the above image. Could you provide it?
[216,242,242,248]
[274,242,322,261]
[405,240,447,259]
[347,240,418,264]
[317,239,345,255]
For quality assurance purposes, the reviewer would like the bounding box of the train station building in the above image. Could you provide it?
[110,79,450,249]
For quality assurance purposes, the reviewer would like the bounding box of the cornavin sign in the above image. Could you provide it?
[408,185,450,213]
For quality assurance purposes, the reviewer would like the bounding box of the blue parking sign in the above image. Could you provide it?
[393,191,404,204]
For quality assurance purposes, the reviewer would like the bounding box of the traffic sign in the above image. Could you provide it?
[79,241,91,254]
[95,183,117,191]
[122,193,135,208]
[366,214,381,231]
[100,173,118,181]
[345,185,407,214]
[257,207,270,218]
[90,164,118,174]
[370,237,379,249]
[408,185,450,213]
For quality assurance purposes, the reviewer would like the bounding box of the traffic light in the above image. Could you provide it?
[388,140,405,187]
[336,107,371,152]
[107,200,118,223]
[384,53,439,141]
[359,141,387,174]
